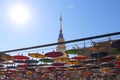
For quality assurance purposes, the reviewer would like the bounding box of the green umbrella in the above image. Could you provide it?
[112,49,120,55]
[65,49,84,55]
[39,58,54,63]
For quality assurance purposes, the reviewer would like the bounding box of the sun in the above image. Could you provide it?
[9,4,30,24]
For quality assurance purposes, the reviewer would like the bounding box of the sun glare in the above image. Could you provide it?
[9,4,30,24]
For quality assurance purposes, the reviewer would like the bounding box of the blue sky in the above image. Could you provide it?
[0,0,120,54]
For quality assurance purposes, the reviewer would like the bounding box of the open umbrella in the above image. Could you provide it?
[111,40,120,48]
[115,60,120,69]
[13,55,29,60]
[2,61,14,65]
[25,59,39,63]
[17,64,28,68]
[71,55,87,61]
[66,60,79,65]
[6,66,17,69]
[52,62,65,66]
[65,49,84,55]
[100,55,115,62]
[100,62,114,67]
[55,56,69,62]
[82,59,97,64]
[0,53,14,61]
[39,58,54,63]
[28,53,44,58]
[45,51,63,58]
[13,60,26,63]
[90,52,108,58]
[88,44,104,52]
[112,49,120,55]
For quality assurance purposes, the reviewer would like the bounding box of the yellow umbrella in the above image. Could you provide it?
[55,56,70,62]
[28,53,44,58]
[88,45,104,51]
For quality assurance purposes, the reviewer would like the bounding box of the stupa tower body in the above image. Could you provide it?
[56,15,66,56]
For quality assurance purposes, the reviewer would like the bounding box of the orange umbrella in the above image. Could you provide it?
[28,53,44,58]
[26,71,33,75]
[66,60,79,65]
[71,55,87,61]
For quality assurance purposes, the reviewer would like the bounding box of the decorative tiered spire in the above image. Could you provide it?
[58,14,64,39]
[56,14,66,55]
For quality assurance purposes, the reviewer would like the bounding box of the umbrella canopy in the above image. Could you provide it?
[112,49,120,55]
[39,64,49,66]
[13,60,26,63]
[17,64,28,68]
[55,57,69,62]
[100,62,114,67]
[46,66,56,71]
[7,70,17,73]
[70,65,82,68]
[65,49,84,55]
[82,59,97,63]
[0,64,4,68]
[39,58,54,63]
[90,52,109,58]
[26,71,33,75]
[25,59,39,63]
[88,45,104,51]
[111,40,120,48]
[44,51,63,58]
[28,53,44,58]
[84,71,92,77]
[6,66,17,69]
[0,53,14,61]
[71,55,87,61]
[2,61,14,64]
[66,60,79,65]
[52,62,65,66]
[13,55,29,60]
[100,55,115,62]
[115,60,120,65]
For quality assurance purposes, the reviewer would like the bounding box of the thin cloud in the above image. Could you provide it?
[67,4,76,9]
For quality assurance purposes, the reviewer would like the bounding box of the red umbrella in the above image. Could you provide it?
[115,60,120,65]
[13,55,29,60]
[45,52,63,58]
[7,70,17,73]
[100,55,115,62]
[17,64,28,68]
[84,71,92,77]
[71,55,87,61]
[46,66,56,71]
[52,62,65,66]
